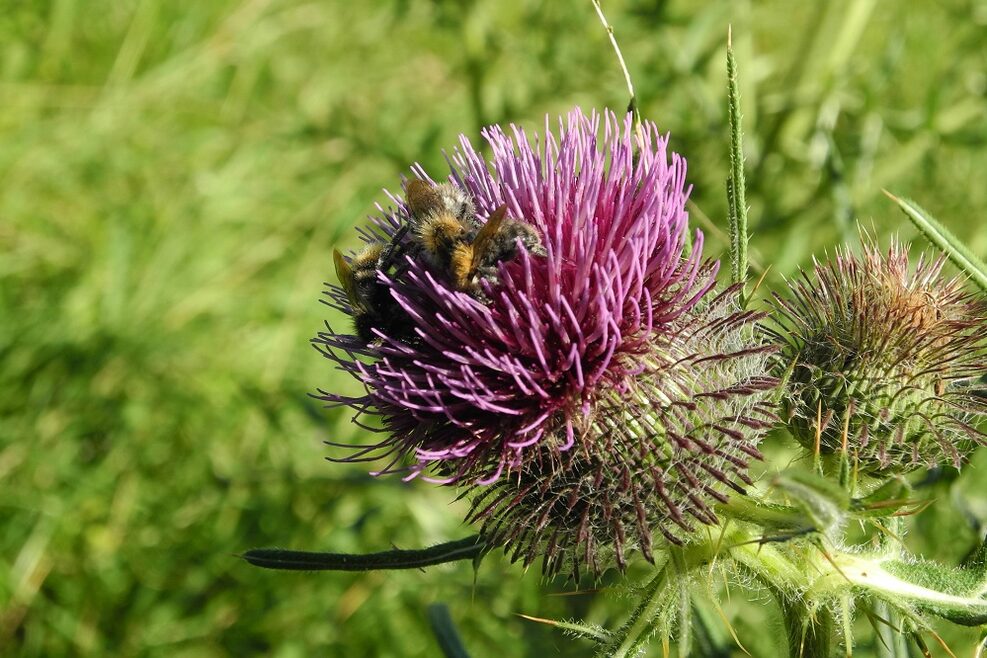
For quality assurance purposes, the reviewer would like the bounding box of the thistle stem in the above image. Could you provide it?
[779,597,834,658]
[601,561,672,658]
[241,535,485,571]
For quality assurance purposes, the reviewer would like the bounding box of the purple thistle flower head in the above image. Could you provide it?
[769,237,987,471]
[316,109,776,574]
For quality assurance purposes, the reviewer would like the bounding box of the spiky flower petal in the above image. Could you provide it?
[769,238,987,471]
[315,109,776,573]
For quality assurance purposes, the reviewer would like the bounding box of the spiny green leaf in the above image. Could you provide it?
[851,477,914,518]
[516,613,610,643]
[884,191,987,293]
[880,557,987,626]
[772,469,850,535]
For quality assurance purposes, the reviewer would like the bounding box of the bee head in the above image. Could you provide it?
[406,179,476,225]
[333,248,359,308]
[334,244,385,310]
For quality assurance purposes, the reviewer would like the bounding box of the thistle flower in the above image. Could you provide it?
[315,109,776,574]
[769,238,987,471]
[465,288,777,576]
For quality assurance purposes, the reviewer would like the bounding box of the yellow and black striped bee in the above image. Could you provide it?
[404,179,545,294]
[332,240,406,343]
[333,180,545,342]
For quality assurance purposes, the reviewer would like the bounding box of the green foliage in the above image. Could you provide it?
[427,604,472,658]
[2,0,986,656]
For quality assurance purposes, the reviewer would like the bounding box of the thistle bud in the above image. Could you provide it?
[769,239,987,471]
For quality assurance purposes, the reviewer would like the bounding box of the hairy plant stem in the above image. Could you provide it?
[600,556,672,658]
[725,532,835,657]
[607,520,978,656]
[780,597,835,658]
[242,535,485,571]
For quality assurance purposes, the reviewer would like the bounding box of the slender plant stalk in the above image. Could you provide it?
[726,27,750,298]
[591,0,642,135]
[872,600,910,658]
[242,535,485,571]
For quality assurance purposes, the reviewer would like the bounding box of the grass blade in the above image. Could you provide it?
[428,603,472,658]
[591,0,642,136]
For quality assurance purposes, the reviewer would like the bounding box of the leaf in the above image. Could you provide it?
[515,613,610,643]
[883,191,987,293]
[428,604,472,658]
[877,557,987,626]
[850,476,916,518]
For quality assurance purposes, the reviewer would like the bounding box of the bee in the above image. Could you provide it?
[405,178,478,229]
[404,179,545,294]
[329,182,453,343]
[333,180,546,342]
[333,239,407,343]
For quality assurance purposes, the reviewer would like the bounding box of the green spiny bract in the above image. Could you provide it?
[768,238,987,472]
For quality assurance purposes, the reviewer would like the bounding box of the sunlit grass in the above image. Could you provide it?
[1,1,986,655]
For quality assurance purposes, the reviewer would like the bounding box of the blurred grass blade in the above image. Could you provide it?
[591,0,642,136]
[428,603,472,658]
[242,535,485,571]
[726,27,749,296]
[884,190,987,293]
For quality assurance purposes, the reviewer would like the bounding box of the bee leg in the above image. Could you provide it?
[379,224,410,271]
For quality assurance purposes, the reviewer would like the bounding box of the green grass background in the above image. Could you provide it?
[2,0,987,655]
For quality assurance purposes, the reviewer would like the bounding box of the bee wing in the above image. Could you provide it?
[469,205,507,273]
[405,179,441,220]
[333,249,361,308]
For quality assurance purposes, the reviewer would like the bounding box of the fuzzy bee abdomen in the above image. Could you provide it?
[416,213,468,268]
[450,244,474,290]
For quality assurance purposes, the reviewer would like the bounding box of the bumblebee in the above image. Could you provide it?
[333,241,406,343]
[333,180,545,342]
[404,179,545,294]
[468,213,545,289]
[405,178,477,229]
